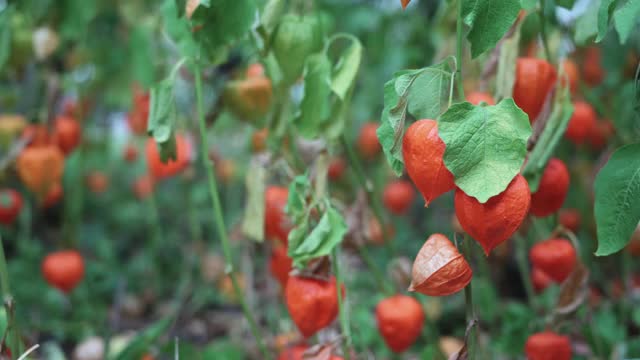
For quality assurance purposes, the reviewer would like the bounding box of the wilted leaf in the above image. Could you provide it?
[555,262,589,315]
[147,79,177,163]
[329,35,362,101]
[594,143,640,256]
[295,53,332,138]
[439,99,531,203]
[241,157,266,242]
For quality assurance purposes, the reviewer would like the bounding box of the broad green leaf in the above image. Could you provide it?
[162,0,199,59]
[295,53,332,138]
[596,0,617,42]
[523,83,574,192]
[147,79,177,162]
[289,202,347,268]
[439,99,531,203]
[241,159,266,242]
[377,62,454,176]
[191,0,257,60]
[613,0,640,43]
[329,35,363,101]
[286,174,312,224]
[575,0,600,45]
[495,21,521,101]
[112,318,172,360]
[129,25,156,88]
[0,7,10,72]
[465,0,521,58]
[594,143,640,256]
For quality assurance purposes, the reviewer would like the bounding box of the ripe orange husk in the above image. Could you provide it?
[454,174,531,255]
[357,122,381,159]
[376,295,424,353]
[285,275,343,338]
[382,180,416,215]
[529,238,576,283]
[42,250,85,293]
[17,145,65,196]
[525,331,572,360]
[530,158,570,217]
[513,57,557,123]
[402,119,455,206]
[145,134,191,179]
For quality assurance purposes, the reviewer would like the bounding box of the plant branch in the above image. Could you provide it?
[332,249,351,360]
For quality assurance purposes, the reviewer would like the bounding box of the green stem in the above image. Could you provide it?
[193,65,270,359]
[455,0,465,100]
[514,234,535,308]
[0,236,10,297]
[332,249,351,360]
[357,245,394,296]
[340,134,389,247]
[0,235,20,358]
[538,0,552,62]
[461,234,477,359]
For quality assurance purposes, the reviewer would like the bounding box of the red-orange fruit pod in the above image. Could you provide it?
[565,101,597,144]
[133,175,155,200]
[285,276,341,338]
[409,233,472,296]
[376,295,424,353]
[382,180,416,215]
[531,267,553,293]
[123,144,138,162]
[402,119,455,206]
[53,115,81,155]
[21,124,53,148]
[530,158,570,217]
[525,331,572,360]
[269,246,292,287]
[466,92,495,105]
[42,182,63,209]
[530,238,576,283]
[0,189,22,225]
[560,59,579,94]
[588,119,616,150]
[42,250,85,293]
[583,47,604,86]
[513,58,557,123]
[17,145,65,196]
[328,157,346,181]
[454,174,531,255]
[277,345,307,360]
[357,122,381,159]
[265,186,292,245]
[128,92,150,135]
[559,208,581,233]
[145,134,191,179]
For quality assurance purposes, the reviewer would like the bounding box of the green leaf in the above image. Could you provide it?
[523,83,573,192]
[377,61,454,176]
[162,0,199,59]
[439,99,531,203]
[175,0,187,17]
[329,35,363,101]
[575,0,600,45]
[519,0,537,10]
[594,143,640,256]
[465,0,521,58]
[613,0,640,43]
[0,6,11,72]
[596,0,617,42]
[289,202,347,268]
[286,174,312,224]
[495,21,521,101]
[191,0,257,59]
[295,53,332,138]
[147,79,177,163]
[241,159,266,242]
[112,318,173,360]
[261,0,286,33]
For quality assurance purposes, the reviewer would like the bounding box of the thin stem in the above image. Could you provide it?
[461,234,477,359]
[193,65,270,359]
[538,0,552,62]
[514,234,535,308]
[455,0,465,100]
[357,245,394,296]
[332,249,351,360]
[339,134,389,248]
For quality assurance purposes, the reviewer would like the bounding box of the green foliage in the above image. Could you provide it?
[296,54,332,138]
[613,0,640,43]
[241,161,266,242]
[377,60,454,175]
[112,318,173,360]
[439,99,531,203]
[463,0,521,58]
[597,0,618,42]
[594,143,640,256]
[0,6,11,73]
[523,83,573,192]
[493,302,535,355]
[575,0,600,45]
[162,0,199,59]
[147,78,178,162]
